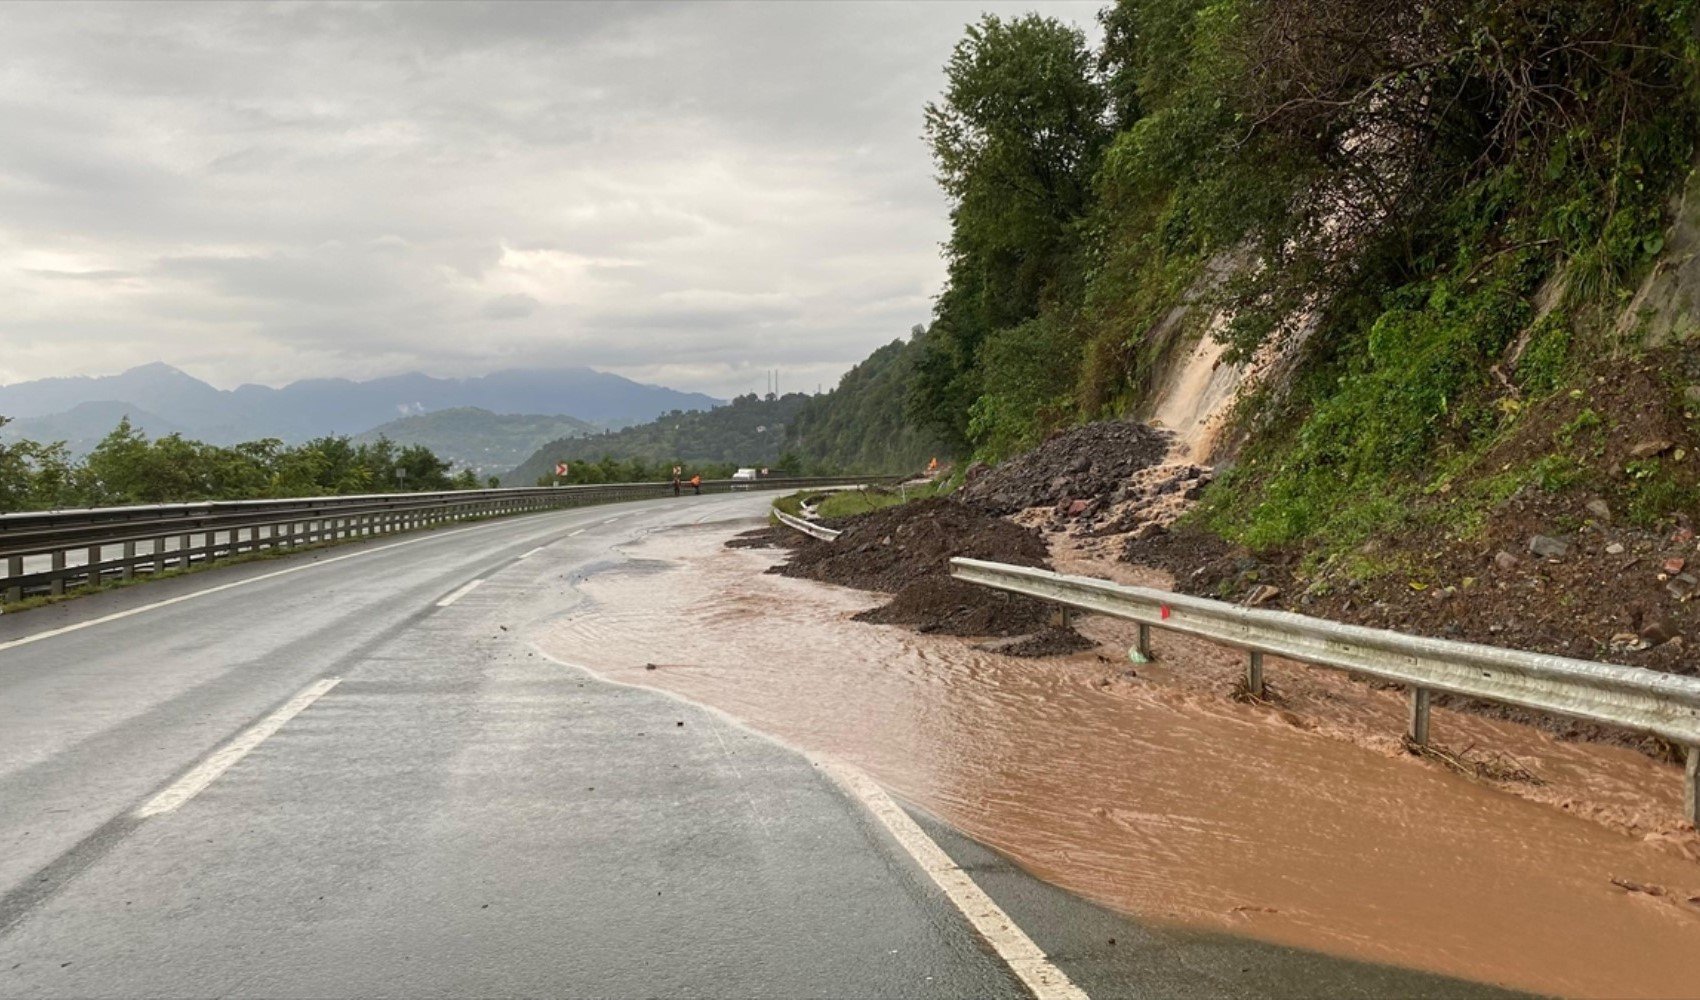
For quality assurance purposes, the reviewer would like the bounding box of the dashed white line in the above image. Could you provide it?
[519,545,547,559]
[136,678,341,818]
[816,758,1090,1000]
[569,528,586,537]
[435,578,484,607]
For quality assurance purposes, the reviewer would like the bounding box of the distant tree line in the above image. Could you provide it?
[0,416,489,513]
[533,456,755,487]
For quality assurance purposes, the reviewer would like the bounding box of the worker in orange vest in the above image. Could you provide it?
[690,473,702,495]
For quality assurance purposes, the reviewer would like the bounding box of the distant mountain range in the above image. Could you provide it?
[353,408,597,478]
[0,363,721,455]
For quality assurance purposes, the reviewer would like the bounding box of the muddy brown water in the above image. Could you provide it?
[540,524,1700,998]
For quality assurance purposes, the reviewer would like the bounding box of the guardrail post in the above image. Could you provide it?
[1136,623,1153,662]
[1246,650,1265,698]
[50,550,65,596]
[1686,747,1700,828]
[121,541,135,580]
[4,555,21,603]
[1409,687,1432,746]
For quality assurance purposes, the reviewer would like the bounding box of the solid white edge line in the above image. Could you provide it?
[135,677,341,818]
[529,648,1085,997]
[435,578,484,607]
[815,758,1091,1000]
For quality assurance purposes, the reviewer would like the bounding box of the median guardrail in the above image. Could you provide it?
[0,476,886,603]
[951,556,1700,824]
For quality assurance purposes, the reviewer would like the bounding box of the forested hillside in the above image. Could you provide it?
[507,393,813,485]
[839,0,1700,566]
[353,408,596,478]
[785,335,944,474]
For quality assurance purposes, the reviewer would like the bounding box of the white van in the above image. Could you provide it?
[731,468,758,489]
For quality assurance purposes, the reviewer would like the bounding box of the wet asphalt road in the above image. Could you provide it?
[0,493,1520,998]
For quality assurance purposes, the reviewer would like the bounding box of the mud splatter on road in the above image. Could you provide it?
[540,523,1700,998]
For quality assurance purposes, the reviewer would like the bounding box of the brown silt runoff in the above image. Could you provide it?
[545,523,1700,999]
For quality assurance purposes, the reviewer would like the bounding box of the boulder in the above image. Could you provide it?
[1528,535,1570,559]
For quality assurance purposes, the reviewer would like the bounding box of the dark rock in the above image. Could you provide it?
[1585,499,1612,521]
[1639,617,1679,647]
[1494,551,1521,571]
[1528,535,1570,559]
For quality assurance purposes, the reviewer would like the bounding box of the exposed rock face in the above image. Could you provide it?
[1619,159,1700,346]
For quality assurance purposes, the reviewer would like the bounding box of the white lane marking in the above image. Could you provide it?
[0,514,601,654]
[601,516,622,525]
[533,647,1081,996]
[569,528,586,537]
[435,578,484,607]
[816,758,1090,1000]
[136,677,341,818]
[519,546,547,559]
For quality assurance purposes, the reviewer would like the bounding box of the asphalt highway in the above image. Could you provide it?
[0,493,1518,998]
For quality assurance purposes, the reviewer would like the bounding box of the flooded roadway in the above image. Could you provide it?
[540,522,1700,998]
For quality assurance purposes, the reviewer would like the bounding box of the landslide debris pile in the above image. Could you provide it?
[771,497,1072,644]
[956,420,1172,516]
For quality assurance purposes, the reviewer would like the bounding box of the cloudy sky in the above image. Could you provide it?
[0,1,1100,398]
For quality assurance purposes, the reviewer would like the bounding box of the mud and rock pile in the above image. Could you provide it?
[725,524,812,551]
[770,497,1073,645]
[956,420,1172,516]
[1081,462,1214,538]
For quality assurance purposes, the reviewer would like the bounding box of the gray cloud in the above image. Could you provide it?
[0,0,1101,398]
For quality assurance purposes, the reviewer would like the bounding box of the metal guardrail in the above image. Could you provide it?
[951,556,1700,824]
[0,476,885,603]
[773,507,842,542]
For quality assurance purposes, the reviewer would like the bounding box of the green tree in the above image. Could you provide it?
[915,13,1109,451]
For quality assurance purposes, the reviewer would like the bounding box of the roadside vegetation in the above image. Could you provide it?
[0,415,489,513]
[772,0,1700,583]
[772,479,954,524]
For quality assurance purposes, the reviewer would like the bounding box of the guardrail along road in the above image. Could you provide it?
[952,556,1700,825]
[0,476,880,602]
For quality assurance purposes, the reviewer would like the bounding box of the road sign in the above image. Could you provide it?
[555,462,569,477]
